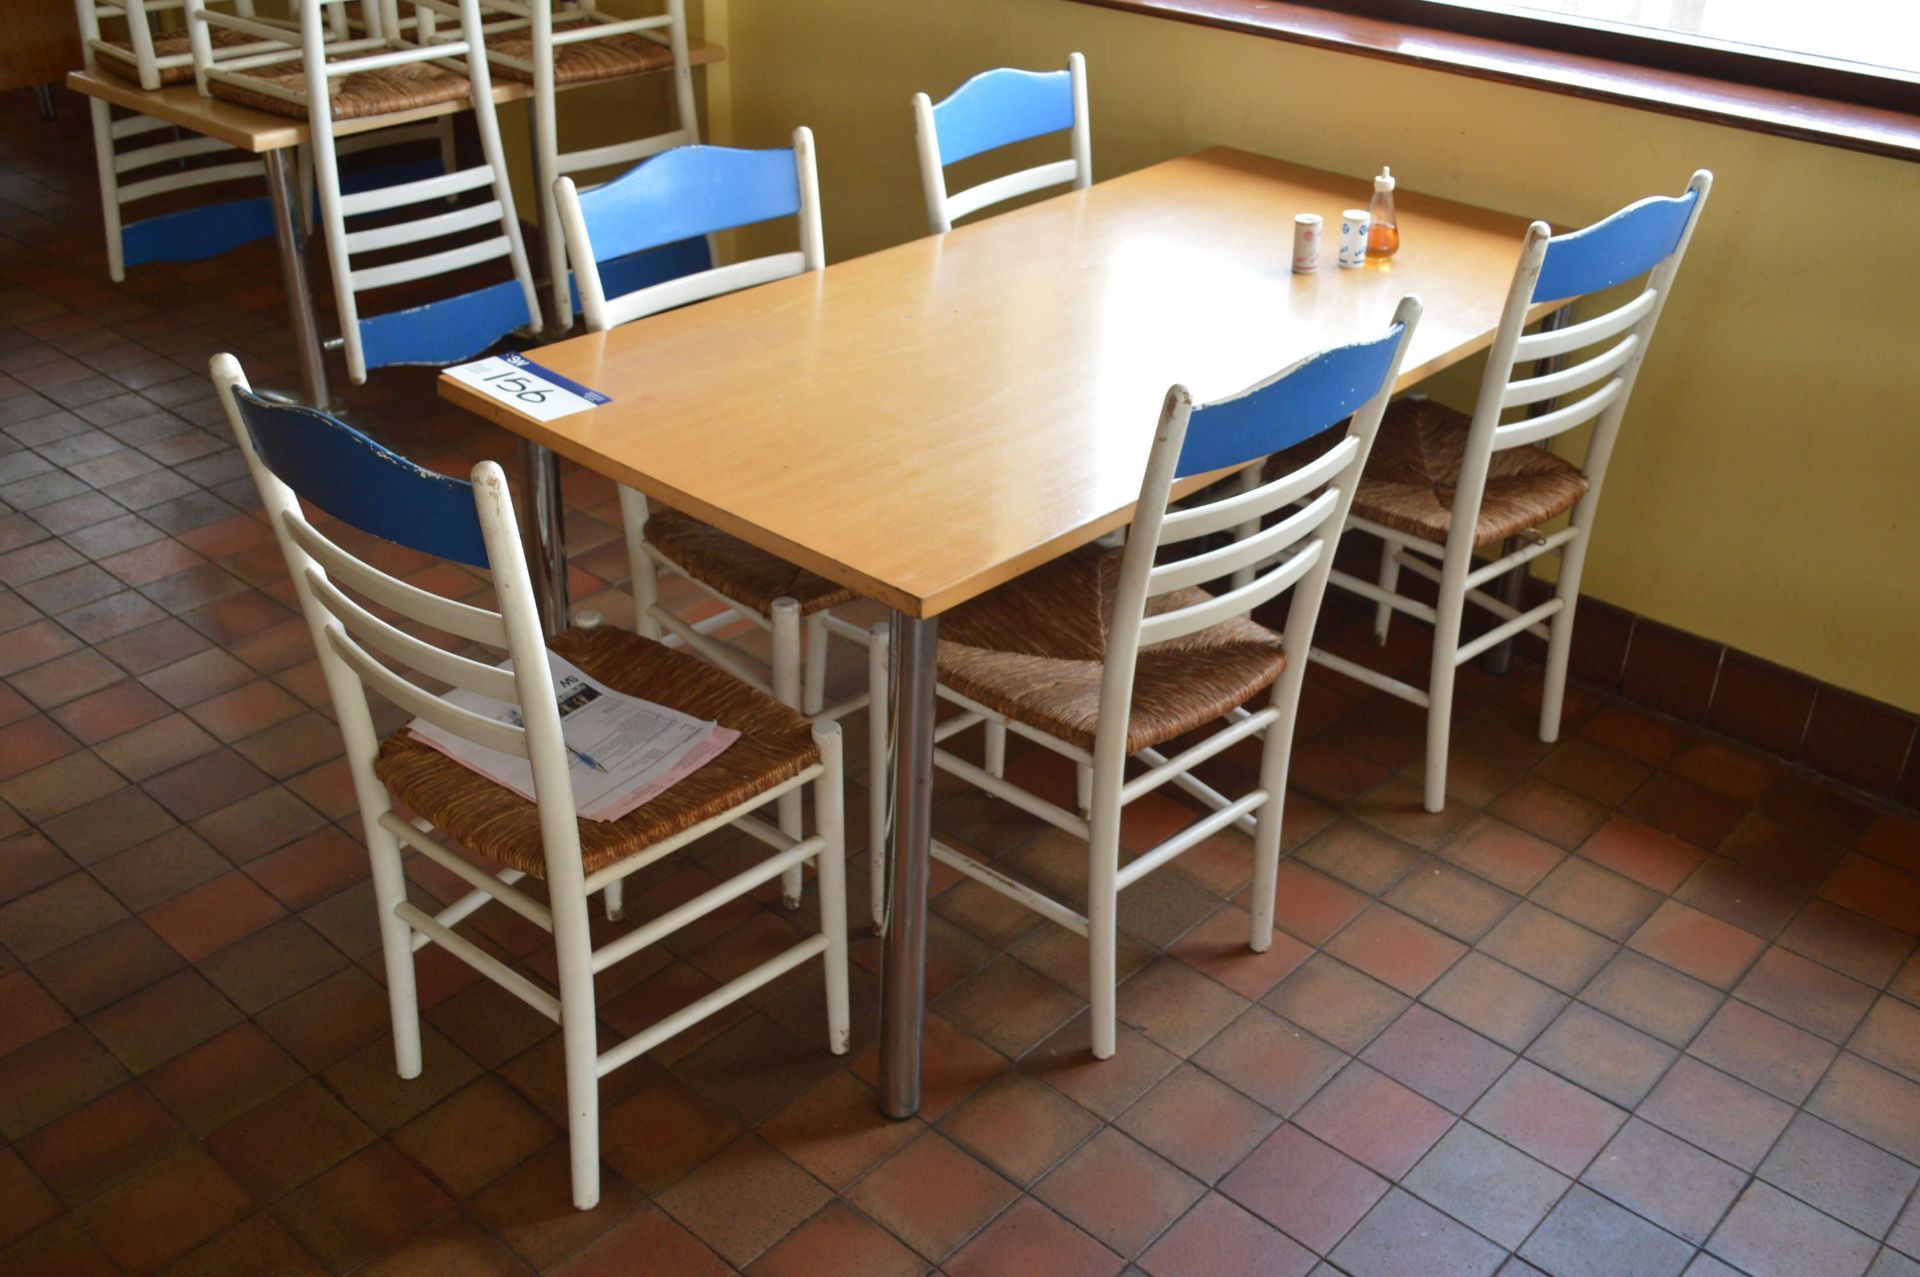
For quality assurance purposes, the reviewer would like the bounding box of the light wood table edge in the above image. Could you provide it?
[439,320,1547,621]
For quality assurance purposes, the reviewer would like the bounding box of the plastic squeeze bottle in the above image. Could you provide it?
[1368,166,1399,258]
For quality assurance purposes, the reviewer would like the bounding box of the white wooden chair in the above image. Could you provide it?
[913,52,1090,234]
[74,0,300,281]
[472,0,702,327]
[212,352,849,1212]
[1302,172,1713,812]
[869,299,1422,1057]
[78,0,327,90]
[186,0,540,382]
[556,130,872,912]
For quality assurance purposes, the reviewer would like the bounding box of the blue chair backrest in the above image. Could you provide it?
[1175,324,1408,479]
[230,387,489,568]
[933,66,1075,166]
[1533,187,1700,303]
[575,144,801,267]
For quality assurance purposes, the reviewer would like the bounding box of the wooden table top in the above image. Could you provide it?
[65,38,725,153]
[442,148,1546,618]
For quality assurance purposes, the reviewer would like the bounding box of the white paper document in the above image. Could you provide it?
[442,352,611,422]
[408,655,738,822]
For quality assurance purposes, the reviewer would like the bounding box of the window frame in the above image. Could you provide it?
[1062,0,1920,161]
[1310,0,1919,115]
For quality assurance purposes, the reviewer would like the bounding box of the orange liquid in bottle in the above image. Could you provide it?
[1368,221,1399,258]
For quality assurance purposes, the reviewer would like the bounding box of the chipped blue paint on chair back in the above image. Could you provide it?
[230,387,489,568]
[576,145,800,267]
[1534,188,1699,303]
[358,279,536,373]
[1176,324,1407,479]
[932,67,1075,166]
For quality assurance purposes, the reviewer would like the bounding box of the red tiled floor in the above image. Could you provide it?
[1137,1191,1315,1277]
[2,97,1918,1277]
[1293,1062,1453,1180]
[844,1131,1017,1263]
[1401,1122,1568,1250]
[1114,1062,1279,1184]
[1359,1003,1514,1113]
[938,1071,1099,1186]
[1219,1122,1387,1253]
[1467,1059,1627,1177]
[1629,899,1766,989]
[1323,903,1467,997]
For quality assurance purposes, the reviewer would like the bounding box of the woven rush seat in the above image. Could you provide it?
[210,54,473,120]
[937,545,1287,754]
[645,507,857,616]
[486,20,675,86]
[373,625,817,878]
[95,27,260,86]
[1294,398,1589,545]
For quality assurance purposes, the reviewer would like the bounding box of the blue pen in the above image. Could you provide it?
[503,708,608,773]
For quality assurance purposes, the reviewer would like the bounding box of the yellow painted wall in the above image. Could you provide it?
[692,0,1920,711]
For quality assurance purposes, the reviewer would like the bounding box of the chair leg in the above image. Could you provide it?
[364,819,422,1078]
[602,877,624,921]
[1373,539,1401,645]
[867,621,890,933]
[1247,734,1293,953]
[87,99,125,284]
[813,724,851,1054]
[1424,556,1471,813]
[550,876,601,1210]
[803,610,829,717]
[1540,530,1595,743]
[1076,763,1093,815]
[984,720,1007,778]
[1087,811,1121,1060]
[618,487,662,641]
[772,598,805,909]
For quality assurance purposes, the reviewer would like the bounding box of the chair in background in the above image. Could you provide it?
[213,352,850,1211]
[913,52,1090,234]
[1307,172,1713,812]
[187,0,540,382]
[556,129,872,911]
[80,0,331,91]
[74,0,301,280]
[475,0,704,327]
[868,299,1422,1057]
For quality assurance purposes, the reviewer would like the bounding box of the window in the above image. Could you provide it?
[1319,0,1920,110]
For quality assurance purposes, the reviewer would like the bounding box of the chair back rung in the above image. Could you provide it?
[1137,538,1323,648]
[285,517,507,645]
[1501,331,1639,409]
[119,161,263,204]
[943,158,1080,224]
[350,234,512,292]
[340,163,497,218]
[325,624,529,756]
[344,200,505,255]
[1493,378,1621,449]
[1160,434,1358,544]
[304,568,518,702]
[112,133,236,173]
[1148,487,1339,596]
[601,252,805,329]
[1513,287,1657,361]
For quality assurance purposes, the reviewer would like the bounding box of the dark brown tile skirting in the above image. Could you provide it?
[1511,580,1919,811]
